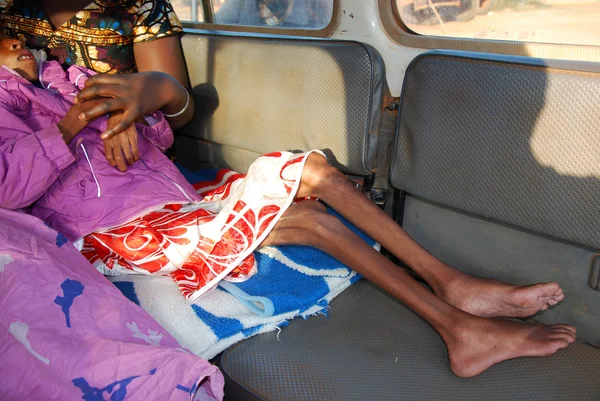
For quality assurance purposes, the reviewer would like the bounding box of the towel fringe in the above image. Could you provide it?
[301,304,330,320]
[263,321,289,342]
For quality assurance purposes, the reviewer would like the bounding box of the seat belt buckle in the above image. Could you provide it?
[370,188,389,207]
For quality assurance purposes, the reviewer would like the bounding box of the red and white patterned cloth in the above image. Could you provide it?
[82,151,319,302]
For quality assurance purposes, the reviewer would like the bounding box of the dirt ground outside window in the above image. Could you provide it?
[396,0,600,46]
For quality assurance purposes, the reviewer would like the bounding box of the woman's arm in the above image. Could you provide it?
[133,35,195,131]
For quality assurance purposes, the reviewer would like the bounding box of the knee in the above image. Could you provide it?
[286,202,337,242]
[301,207,342,243]
[265,202,342,248]
[301,153,345,197]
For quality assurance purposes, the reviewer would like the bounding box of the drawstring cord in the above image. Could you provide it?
[80,143,101,198]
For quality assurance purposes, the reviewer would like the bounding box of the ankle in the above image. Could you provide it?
[434,308,477,343]
[413,259,461,296]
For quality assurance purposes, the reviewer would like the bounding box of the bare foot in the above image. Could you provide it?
[438,273,565,318]
[444,317,576,378]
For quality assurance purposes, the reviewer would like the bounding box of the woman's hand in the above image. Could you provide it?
[103,112,140,172]
[76,72,189,139]
[57,99,104,144]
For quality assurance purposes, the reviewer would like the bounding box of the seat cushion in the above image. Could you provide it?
[219,280,600,401]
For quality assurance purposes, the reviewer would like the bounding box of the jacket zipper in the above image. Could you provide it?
[2,65,23,78]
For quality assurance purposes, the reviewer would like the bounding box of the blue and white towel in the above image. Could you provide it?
[112,210,373,360]
[112,166,375,359]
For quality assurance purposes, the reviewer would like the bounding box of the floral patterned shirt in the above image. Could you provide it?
[0,0,183,74]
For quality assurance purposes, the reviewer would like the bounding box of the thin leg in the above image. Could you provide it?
[296,154,565,318]
[262,202,576,378]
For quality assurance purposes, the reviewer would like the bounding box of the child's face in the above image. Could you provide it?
[0,36,38,81]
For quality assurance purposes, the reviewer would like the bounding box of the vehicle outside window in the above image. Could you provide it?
[172,0,333,29]
[171,0,205,22]
[395,0,600,46]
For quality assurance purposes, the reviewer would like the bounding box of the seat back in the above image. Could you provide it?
[391,51,600,345]
[177,31,388,175]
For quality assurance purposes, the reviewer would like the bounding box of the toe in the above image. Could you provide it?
[537,338,570,356]
[549,338,571,350]
[544,282,560,292]
[548,282,562,291]
[550,333,576,344]
[537,283,563,298]
[550,328,576,340]
[530,282,561,300]
[554,324,576,335]
[549,325,577,343]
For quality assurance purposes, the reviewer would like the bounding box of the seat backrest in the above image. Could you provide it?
[391,51,600,345]
[177,31,388,176]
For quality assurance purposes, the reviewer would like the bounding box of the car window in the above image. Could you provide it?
[214,0,333,29]
[172,0,333,29]
[395,0,600,47]
[171,0,205,22]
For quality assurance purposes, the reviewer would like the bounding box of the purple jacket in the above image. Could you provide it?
[0,61,201,241]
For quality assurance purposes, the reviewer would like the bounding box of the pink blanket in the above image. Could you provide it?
[0,208,224,401]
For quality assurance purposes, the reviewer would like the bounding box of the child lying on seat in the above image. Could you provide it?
[0,34,577,378]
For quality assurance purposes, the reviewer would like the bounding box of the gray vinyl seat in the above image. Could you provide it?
[176,31,388,176]
[391,51,600,347]
[220,281,600,401]
[215,51,600,400]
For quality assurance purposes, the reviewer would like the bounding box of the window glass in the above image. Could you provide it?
[396,0,600,47]
[213,0,333,29]
[171,0,205,22]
